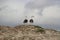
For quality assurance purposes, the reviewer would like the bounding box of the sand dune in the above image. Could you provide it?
[0,25,60,40]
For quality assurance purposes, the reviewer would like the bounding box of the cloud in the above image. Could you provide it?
[25,0,60,15]
[26,0,60,8]
[0,0,26,26]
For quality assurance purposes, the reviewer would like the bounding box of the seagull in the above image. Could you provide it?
[29,16,34,23]
[23,16,28,24]
[29,19,34,23]
[23,19,28,23]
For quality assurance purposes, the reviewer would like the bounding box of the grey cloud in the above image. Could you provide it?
[0,0,25,26]
[26,0,60,8]
[25,0,60,15]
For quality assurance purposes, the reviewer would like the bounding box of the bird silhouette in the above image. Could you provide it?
[23,16,28,24]
[29,16,34,23]
[29,19,34,23]
[23,19,28,23]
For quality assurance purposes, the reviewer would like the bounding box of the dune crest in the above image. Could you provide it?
[0,25,60,40]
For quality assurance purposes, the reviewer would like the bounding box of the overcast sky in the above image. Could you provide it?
[0,0,60,31]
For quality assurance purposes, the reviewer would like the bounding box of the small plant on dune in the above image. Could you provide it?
[35,26,45,33]
[35,25,43,29]
[36,28,45,33]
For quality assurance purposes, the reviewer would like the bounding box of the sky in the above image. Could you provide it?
[0,0,60,31]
